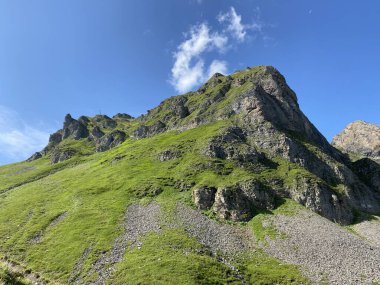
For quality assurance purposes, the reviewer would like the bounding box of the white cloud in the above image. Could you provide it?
[170,6,265,93]
[218,7,246,41]
[0,105,50,164]
[218,7,262,42]
[170,23,228,93]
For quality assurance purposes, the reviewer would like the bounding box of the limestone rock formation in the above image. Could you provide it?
[28,66,380,225]
[50,148,75,164]
[332,120,380,160]
[193,181,275,222]
[62,114,89,140]
[95,130,127,152]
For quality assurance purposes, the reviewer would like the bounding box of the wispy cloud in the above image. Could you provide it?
[170,6,264,93]
[218,7,262,42]
[0,105,50,165]
[170,23,228,93]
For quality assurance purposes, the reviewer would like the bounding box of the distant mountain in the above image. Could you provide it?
[0,66,379,285]
[332,120,380,160]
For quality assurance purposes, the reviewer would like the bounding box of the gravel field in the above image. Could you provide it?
[174,203,254,255]
[79,202,380,285]
[264,210,380,285]
[86,202,161,285]
[352,217,380,248]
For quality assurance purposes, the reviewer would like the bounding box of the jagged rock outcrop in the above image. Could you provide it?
[132,121,166,139]
[49,132,63,144]
[27,152,42,162]
[90,126,104,140]
[193,186,217,210]
[285,177,354,224]
[332,120,380,160]
[184,66,380,224]
[62,114,89,140]
[193,180,275,222]
[96,130,127,152]
[33,112,135,163]
[51,148,75,164]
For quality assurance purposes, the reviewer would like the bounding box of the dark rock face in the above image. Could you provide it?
[332,120,380,160]
[51,149,75,164]
[286,177,354,224]
[90,126,104,140]
[213,182,275,222]
[133,121,166,139]
[166,97,190,119]
[352,158,380,193]
[49,132,63,144]
[40,113,133,162]
[203,127,266,171]
[185,67,380,223]
[96,130,126,152]
[62,114,89,140]
[203,127,246,159]
[193,186,217,210]
[27,152,42,162]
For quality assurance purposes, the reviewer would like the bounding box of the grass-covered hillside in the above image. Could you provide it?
[0,66,379,284]
[0,119,312,284]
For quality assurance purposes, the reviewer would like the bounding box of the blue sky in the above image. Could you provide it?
[0,0,379,165]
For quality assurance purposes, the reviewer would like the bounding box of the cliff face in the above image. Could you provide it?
[332,120,380,160]
[27,66,380,225]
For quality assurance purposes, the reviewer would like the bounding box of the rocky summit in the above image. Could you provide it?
[0,66,379,285]
[332,120,380,160]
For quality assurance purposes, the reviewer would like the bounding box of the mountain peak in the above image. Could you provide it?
[332,120,380,160]
[24,65,380,226]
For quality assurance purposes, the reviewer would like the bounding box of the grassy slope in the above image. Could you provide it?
[0,261,30,285]
[0,118,314,284]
